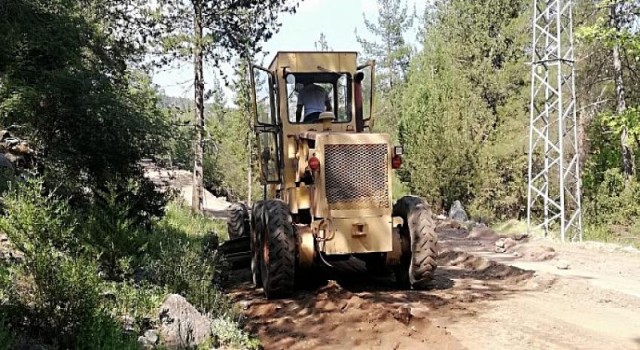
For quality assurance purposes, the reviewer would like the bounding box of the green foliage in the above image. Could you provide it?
[584,169,640,226]
[0,178,244,348]
[0,316,11,350]
[204,63,261,202]
[145,203,232,315]
[357,0,416,142]
[576,1,640,50]
[357,0,415,92]
[0,180,78,260]
[211,317,261,350]
[395,0,530,220]
[148,0,300,66]
[398,32,487,211]
[0,0,171,222]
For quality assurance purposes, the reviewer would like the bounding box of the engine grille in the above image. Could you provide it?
[324,143,389,210]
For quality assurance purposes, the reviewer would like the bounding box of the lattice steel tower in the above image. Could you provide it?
[527,0,582,241]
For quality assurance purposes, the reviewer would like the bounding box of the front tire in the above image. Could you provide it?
[259,200,296,299]
[393,196,438,289]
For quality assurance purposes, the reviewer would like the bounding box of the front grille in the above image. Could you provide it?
[324,143,389,210]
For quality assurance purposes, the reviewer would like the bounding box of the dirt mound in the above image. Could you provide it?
[231,278,464,350]
[439,250,534,282]
[466,226,499,240]
[513,244,557,261]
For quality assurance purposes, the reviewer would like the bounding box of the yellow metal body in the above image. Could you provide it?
[254,51,395,256]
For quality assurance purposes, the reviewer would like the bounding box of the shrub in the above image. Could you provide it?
[145,202,233,316]
[582,169,640,245]
[0,178,251,348]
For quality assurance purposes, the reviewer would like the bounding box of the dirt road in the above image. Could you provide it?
[228,221,640,350]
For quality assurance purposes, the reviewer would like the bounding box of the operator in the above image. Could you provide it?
[295,82,332,123]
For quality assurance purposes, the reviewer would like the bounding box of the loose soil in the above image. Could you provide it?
[228,220,640,350]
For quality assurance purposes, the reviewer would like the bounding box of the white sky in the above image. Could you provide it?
[151,0,429,104]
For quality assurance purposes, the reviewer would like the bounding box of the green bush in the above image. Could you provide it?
[145,202,233,316]
[583,169,640,226]
[0,178,249,348]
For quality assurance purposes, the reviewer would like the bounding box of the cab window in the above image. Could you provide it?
[286,73,351,124]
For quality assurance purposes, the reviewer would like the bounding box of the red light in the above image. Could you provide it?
[308,156,320,171]
[392,155,402,169]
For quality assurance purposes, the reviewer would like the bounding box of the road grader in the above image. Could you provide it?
[220,51,438,299]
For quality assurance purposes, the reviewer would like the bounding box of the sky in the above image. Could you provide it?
[151,0,429,104]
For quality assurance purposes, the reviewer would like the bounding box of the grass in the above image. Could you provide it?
[584,224,640,248]
[0,179,257,349]
[163,201,228,240]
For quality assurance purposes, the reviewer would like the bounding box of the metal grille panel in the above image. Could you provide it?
[324,143,389,210]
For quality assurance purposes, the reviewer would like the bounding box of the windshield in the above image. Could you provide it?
[286,73,351,124]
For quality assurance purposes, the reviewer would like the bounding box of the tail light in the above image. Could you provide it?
[392,146,403,169]
[308,156,320,171]
[392,155,402,169]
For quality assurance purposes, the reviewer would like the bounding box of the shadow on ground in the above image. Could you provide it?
[227,243,537,350]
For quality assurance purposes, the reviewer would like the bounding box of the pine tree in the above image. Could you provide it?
[315,32,332,51]
[356,0,415,93]
[147,0,298,212]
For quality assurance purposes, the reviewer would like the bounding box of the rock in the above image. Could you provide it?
[158,294,212,349]
[4,137,20,147]
[393,305,412,325]
[409,307,430,319]
[556,260,570,270]
[11,141,32,155]
[0,154,14,170]
[239,300,252,310]
[4,152,24,165]
[436,214,447,220]
[448,200,468,222]
[144,329,159,345]
[121,315,135,333]
[495,239,506,248]
[503,238,517,251]
[0,130,11,141]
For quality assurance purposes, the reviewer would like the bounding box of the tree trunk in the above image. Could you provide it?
[611,2,635,182]
[192,6,205,213]
[247,132,252,206]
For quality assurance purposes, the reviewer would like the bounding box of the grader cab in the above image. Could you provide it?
[222,51,438,299]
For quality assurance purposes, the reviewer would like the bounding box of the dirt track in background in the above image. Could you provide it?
[228,221,640,350]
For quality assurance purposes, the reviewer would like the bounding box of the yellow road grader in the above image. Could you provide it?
[221,51,438,299]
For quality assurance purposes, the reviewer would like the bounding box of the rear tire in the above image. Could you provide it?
[259,200,296,299]
[227,203,250,240]
[393,196,438,289]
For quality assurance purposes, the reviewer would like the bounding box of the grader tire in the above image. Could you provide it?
[227,203,250,240]
[393,196,438,289]
[259,200,296,299]
[250,201,265,288]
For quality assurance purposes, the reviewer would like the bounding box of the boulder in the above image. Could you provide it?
[448,200,468,222]
[158,294,212,349]
[0,154,14,170]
